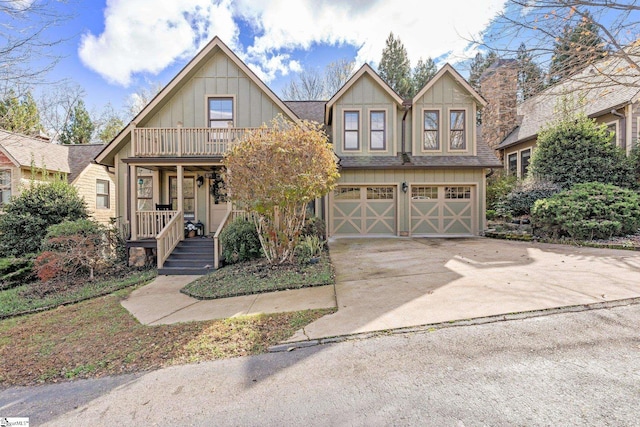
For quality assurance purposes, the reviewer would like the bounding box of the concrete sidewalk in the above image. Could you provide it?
[122,238,640,341]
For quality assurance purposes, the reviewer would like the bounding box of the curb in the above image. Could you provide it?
[268,296,640,353]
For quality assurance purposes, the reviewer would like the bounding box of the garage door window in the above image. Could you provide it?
[411,186,438,199]
[334,187,360,199]
[367,187,394,199]
[445,186,471,199]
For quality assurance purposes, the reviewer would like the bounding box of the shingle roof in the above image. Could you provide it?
[498,49,640,149]
[284,101,326,124]
[67,144,105,183]
[0,129,71,173]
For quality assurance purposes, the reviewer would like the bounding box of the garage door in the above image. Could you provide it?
[410,185,474,235]
[332,186,396,235]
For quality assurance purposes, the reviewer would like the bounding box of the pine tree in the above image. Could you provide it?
[468,51,498,91]
[59,100,94,144]
[412,57,437,95]
[516,43,544,101]
[378,32,412,99]
[0,90,43,135]
[548,12,606,84]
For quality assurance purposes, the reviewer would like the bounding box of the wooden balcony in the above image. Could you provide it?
[132,127,260,157]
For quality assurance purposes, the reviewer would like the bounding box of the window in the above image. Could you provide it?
[334,187,360,200]
[607,122,618,146]
[96,179,110,209]
[520,149,531,178]
[344,111,359,150]
[0,170,10,207]
[423,111,439,150]
[450,110,466,150]
[370,111,386,150]
[170,177,195,220]
[366,187,394,200]
[136,176,153,211]
[208,97,233,128]
[411,186,438,199]
[508,153,518,176]
[445,186,471,199]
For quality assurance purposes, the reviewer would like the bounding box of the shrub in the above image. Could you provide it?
[294,235,325,265]
[496,179,562,218]
[528,112,635,189]
[486,171,517,211]
[302,216,327,241]
[219,217,262,264]
[0,178,88,257]
[0,256,35,290]
[35,219,110,281]
[531,182,640,240]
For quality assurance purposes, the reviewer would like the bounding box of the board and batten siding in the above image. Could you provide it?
[412,73,477,156]
[142,51,289,129]
[333,73,399,157]
[334,168,486,235]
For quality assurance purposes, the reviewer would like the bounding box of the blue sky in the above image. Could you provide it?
[17,0,510,115]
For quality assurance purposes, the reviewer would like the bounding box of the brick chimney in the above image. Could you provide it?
[479,59,518,153]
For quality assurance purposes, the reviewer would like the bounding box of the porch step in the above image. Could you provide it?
[158,237,215,276]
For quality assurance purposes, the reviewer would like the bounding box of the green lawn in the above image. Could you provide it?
[182,253,335,299]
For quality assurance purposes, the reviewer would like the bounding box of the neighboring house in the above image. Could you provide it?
[0,129,115,224]
[481,50,640,178]
[94,37,501,273]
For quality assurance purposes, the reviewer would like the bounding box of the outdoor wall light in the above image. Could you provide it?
[196,175,204,188]
[402,182,408,193]
[137,178,144,186]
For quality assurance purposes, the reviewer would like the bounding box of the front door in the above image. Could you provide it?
[208,176,228,234]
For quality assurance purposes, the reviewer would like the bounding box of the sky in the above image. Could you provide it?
[13,0,510,116]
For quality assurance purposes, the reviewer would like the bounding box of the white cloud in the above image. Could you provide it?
[79,0,507,87]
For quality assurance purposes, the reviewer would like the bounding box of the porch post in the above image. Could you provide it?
[129,164,138,240]
[177,165,184,214]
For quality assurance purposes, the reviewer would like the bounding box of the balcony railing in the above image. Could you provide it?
[133,127,260,157]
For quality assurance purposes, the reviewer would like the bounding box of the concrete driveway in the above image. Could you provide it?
[287,237,640,341]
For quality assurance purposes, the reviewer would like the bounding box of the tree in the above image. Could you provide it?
[95,103,125,144]
[474,1,639,90]
[59,100,94,144]
[282,59,355,100]
[0,176,88,257]
[468,51,498,91]
[548,12,607,84]
[378,32,412,99]
[0,89,42,135]
[0,0,71,90]
[223,117,339,264]
[529,109,635,189]
[516,43,544,101]
[37,82,86,142]
[125,81,164,119]
[412,57,437,95]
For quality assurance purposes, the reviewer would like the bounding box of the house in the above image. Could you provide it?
[480,50,640,178]
[0,129,115,224]
[95,37,501,273]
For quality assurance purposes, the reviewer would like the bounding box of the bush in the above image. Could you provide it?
[219,217,262,264]
[35,219,110,281]
[496,179,562,218]
[294,235,324,265]
[0,256,35,290]
[0,178,88,257]
[302,216,326,240]
[529,112,635,189]
[531,182,640,240]
[486,171,517,211]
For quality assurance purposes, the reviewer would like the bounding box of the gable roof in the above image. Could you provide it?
[498,49,640,149]
[67,144,106,183]
[96,36,301,166]
[0,129,71,173]
[412,63,487,107]
[325,64,405,124]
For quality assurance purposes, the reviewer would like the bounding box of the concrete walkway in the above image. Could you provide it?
[122,238,640,340]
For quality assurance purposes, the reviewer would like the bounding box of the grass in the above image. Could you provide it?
[0,269,157,318]
[0,286,334,386]
[182,253,335,299]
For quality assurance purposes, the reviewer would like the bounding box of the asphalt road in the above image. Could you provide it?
[2,303,640,426]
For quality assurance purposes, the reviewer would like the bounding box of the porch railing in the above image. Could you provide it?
[213,209,251,269]
[133,127,260,157]
[136,210,179,239]
[156,211,184,269]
